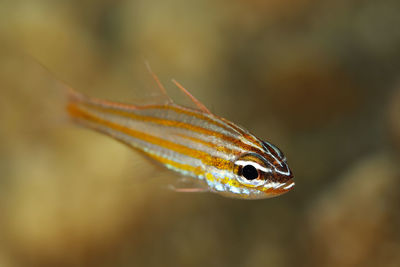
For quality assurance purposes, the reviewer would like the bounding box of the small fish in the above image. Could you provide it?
[66,70,294,199]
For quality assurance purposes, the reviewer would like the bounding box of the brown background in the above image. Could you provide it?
[1,0,400,266]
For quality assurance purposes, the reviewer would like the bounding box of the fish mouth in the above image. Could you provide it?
[281,179,295,192]
[262,178,295,196]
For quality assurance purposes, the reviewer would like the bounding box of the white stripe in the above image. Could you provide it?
[234,160,272,173]
[275,168,291,176]
[263,182,285,189]
[283,182,295,190]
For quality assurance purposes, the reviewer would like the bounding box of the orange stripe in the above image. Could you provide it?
[77,94,263,149]
[138,103,262,149]
[77,101,265,155]
[68,103,233,171]
[147,153,204,176]
[219,117,262,147]
[85,96,235,134]
[176,133,239,155]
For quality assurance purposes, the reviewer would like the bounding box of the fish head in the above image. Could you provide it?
[231,140,294,199]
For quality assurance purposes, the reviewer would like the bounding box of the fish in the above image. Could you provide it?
[66,69,294,199]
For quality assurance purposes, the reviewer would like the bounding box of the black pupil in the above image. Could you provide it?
[242,165,259,180]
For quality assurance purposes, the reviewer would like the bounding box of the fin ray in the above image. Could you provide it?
[171,79,212,114]
[144,61,173,104]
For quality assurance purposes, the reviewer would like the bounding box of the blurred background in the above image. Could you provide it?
[1,0,400,266]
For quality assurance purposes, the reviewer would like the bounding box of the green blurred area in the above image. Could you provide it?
[1,0,400,266]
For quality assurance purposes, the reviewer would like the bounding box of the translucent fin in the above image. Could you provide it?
[144,61,174,104]
[168,186,209,193]
[171,79,212,114]
[167,177,209,193]
[68,62,212,114]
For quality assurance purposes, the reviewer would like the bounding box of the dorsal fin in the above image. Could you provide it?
[171,79,212,115]
[144,62,212,114]
[145,61,174,104]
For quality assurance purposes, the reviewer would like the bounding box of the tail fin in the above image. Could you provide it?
[65,87,92,122]
[66,86,88,103]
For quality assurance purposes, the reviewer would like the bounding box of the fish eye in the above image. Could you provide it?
[241,165,259,180]
[234,153,269,187]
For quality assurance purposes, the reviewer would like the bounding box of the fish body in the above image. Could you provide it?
[67,80,294,199]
